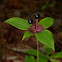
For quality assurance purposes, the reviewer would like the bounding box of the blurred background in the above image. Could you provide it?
[0,0,62,62]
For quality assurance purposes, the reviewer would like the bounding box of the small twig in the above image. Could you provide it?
[6,56,17,60]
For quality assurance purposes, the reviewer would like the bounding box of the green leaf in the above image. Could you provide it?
[25,56,48,62]
[38,17,54,28]
[25,56,36,62]
[49,4,55,7]
[51,52,62,58]
[50,59,59,62]
[41,5,47,10]
[22,31,33,40]
[46,2,49,5]
[5,17,31,30]
[26,50,48,62]
[44,45,52,56]
[35,30,55,51]
[39,57,48,62]
[26,49,48,59]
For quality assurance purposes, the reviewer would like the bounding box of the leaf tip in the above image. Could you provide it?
[22,38,24,41]
[52,45,55,51]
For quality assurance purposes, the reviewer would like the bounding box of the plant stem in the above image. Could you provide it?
[36,19,39,62]
[37,39,39,62]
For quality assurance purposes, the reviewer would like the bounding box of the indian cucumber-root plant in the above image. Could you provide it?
[5,14,62,62]
[41,2,55,10]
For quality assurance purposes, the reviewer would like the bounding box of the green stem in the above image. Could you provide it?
[37,39,39,62]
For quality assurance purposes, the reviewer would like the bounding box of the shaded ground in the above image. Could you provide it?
[0,0,62,62]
